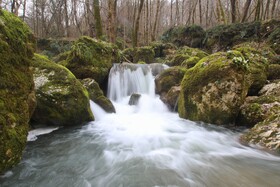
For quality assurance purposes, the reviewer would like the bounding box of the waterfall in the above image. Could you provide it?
[107,63,168,101]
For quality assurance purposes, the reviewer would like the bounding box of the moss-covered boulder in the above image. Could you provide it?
[166,46,208,67]
[206,22,261,53]
[155,67,186,109]
[122,46,155,64]
[162,86,181,111]
[268,64,280,80]
[151,42,177,58]
[268,28,280,54]
[161,25,206,48]
[0,10,36,173]
[81,78,115,113]
[155,67,186,95]
[233,42,273,95]
[241,113,280,152]
[178,51,250,125]
[237,95,280,127]
[31,54,94,126]
[240,80,280,152]
[65,36,120,85]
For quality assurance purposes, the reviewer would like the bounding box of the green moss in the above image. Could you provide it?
[134,46,155,64]
[178,51,249,124]
[182,56,200,68]
[206,21,261,52]
[81,78,115,113]
[31,54,94,126]
[0,10,35,173]
[66,36,120,84]
[155,66,186,94]
[268,64,280,80]
[161,25,206,48]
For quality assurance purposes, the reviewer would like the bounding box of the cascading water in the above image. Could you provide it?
[1,63,280,187]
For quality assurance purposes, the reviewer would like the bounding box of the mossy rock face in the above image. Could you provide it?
[233,42,273,95]
[237,95,280,127]
[178,51,249,125]
[81,78,115,113]
[161,25,206,48]
[241,113,280,152]
[166,46,208,67]
[161,86,181,111]
[206,22,261,53]
[122,46,155,64]
[155,66,186,95]
[268,27,280,54]
[31,54,94,126]
[65,36,120,85]
[240,80,280,152]
[268,64,280,80]
[0,10,36,173]
[150,42,177,58]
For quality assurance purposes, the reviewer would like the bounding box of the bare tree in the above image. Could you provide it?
[108,0,117,43]
[241,0,252,22]
[93,0,103,39]
[230,0,236,23]
[132,0,145,47]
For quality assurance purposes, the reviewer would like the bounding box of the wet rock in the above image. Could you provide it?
[81,78,115,113]
[129,93,141,106]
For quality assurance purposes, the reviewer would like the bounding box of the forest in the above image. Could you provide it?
[1,0,280,47]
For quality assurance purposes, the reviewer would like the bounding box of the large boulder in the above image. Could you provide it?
[81,78,115,113]
[240,80,280,152]
[65,36,120,86]
[31,54,94,126]
[166,46,208,67]
[178,51,250,125]
[161,25,206,48]
[0,10,36,173]
[155,67,186,110]
[233,42,273,95]
[122,46,155,64]
[206,22,261,53]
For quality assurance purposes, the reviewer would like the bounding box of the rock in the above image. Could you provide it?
[178,51,250,125]
[206,22,261,53]
[65,36,120,86]
[161,86,181,111]
[268,64,280,80]
[233,42,273,95]
[239,80,280,152]
[129,93,141,105]
[166,46,208,67]
[81,78,115,113]
[259,80,280,96]
[31,54,94,126]
[161,25,206,48]
[151,42,177,58]
[122,46,155,64]
[155,66,186,96]
[240,113,280,152]
[237,96,280,127]
[0,10,36,173]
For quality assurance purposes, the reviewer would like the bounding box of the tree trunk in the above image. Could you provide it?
[108,0,117,43]
[132,0,145,47]
[175,0,179,25]
[271,0,277,18]
[230,0,236,23]
[151,0,160,41]
[264,0,270,20]
[255,0,261,21]
[199,0,202,25]
[93,0,103,39]
[241,0,252,22]
[170,0,173,26]
[64,0,70,37]
[22,0,27,21]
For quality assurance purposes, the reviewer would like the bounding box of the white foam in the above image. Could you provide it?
[27,127,59,141]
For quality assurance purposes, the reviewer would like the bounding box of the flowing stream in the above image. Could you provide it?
[1,63,280,187]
